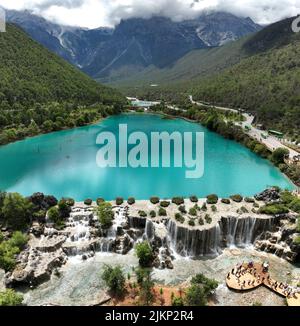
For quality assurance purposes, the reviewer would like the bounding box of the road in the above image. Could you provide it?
[189,96,299,159]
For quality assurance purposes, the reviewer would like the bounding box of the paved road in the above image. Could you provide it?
[189,96,299,159]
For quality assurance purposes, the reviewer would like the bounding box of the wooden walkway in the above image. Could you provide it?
[226,262,300,306]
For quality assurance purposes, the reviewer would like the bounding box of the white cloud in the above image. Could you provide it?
[0,0,299,28]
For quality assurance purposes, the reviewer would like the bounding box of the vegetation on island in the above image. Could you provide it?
[0,24,125,146]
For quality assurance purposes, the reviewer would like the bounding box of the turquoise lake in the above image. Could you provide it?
[0,114,294,200]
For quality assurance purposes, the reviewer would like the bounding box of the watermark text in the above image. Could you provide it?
[96,124,205,179]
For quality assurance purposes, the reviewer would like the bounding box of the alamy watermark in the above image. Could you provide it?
[292,16,300,33]
[0,8,6,32]
[95,124,204,179]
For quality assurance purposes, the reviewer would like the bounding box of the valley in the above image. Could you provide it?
[0,4,300,308]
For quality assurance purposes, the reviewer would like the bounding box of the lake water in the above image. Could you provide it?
[0,114,294,200]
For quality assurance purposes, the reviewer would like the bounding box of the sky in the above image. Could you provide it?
[0,0,299,28]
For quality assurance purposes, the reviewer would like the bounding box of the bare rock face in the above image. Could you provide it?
[113,234,134,255]
[254,188,280,203]
[5,248,67,287]
[30,223,45,237]
[5,233,68,287]
[34,235,66,253]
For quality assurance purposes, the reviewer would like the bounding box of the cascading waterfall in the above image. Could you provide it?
[143,219,155,240]
[64,210,93,256]
[167,216,275,257]
[219,216,274,247]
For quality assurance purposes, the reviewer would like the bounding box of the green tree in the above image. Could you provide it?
[97,202,114,229]
[102,265,126,297]
[0,289,23,306]
[185,273,218,306]
[0,232,28,271]
[135,241,153,267]
[271,148,290,165]
[139,271,155,306]
[2,193,33,230]
[185,284,207,306]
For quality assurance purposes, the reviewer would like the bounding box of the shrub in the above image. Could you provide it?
[280,191,295,205]
[289,198,300,213]
[115,197,124,206]
[185,275,218,305]
[160,201,170,208]
[47,207,60,224]
[259,204,289,215]
[185,285,207,306]
[271,148,289,165]
[191,274,218,292]
[84,198,93,206]
[135,241,153,267]
[139,270,155,306]
[175,213,185,224]
[97,202,114,228]
[190,196,198,203]
[201,203,207,211]
[293,236,300,245]
[230,194,243,203]
[211,205,217,212]
[44,195,58,208]
[188,219,195,226]
[0,289,23,306]
[221,199,230,204]
[8,232,28,249]
[296,217,300,233]
[206,194,218,205]
[0,232,28,272]
[240,206,249,214]
[244,197,255,203]
[65,198,75,206]
[96,198,105,205]
[127,197,135,205]
[102,265,126,297]
[204,214,212,224]
[150,197,160,204]
[139,210,147,218]
[189,207,197,216]
[2,193,33,230]
[172,296,184,306]
[150,210,156,218]
[199,218,204,226]
[58,199,71,218]
[172,197,184,206]
[158,208,167,216]
[179,205,187,214]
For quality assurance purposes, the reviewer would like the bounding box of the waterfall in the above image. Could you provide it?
[167,216,275,257]
[143,219,155,240]
[219,216,274,247]
[167,220,222,257]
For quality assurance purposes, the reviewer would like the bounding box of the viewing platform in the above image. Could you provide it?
[226,262,300,306]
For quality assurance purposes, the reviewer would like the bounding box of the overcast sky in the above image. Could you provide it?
[0,0,299,28]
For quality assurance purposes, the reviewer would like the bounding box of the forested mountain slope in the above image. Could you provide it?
[190,16,300,136]
[0,24,125,145]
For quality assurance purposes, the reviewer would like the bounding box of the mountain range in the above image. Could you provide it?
[6,10,261,83]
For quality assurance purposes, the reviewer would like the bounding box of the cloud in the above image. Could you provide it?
[0,0,299,28]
